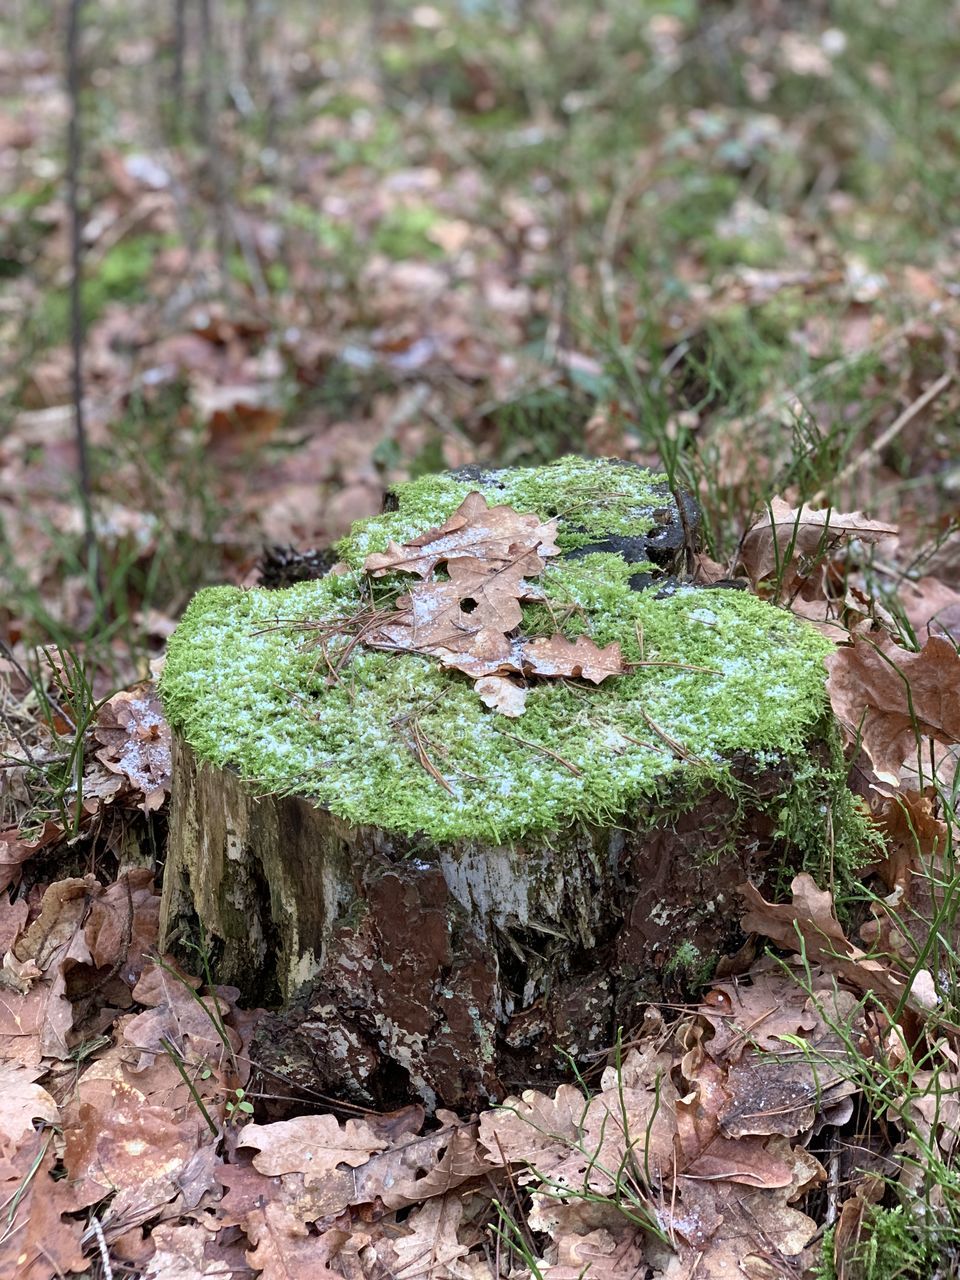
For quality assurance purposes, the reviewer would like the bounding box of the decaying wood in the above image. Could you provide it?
[160,734,819,1111]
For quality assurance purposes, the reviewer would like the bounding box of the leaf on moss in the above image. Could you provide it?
[522,634,623,683]
[475,675,528,717]
[825,633,960,785]
[364,489,559,580]
[364,491,624,707]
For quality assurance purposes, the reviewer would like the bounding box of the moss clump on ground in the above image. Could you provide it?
[161,458,866,856]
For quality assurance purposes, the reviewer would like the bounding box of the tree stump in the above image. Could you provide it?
[159,457,864,1111]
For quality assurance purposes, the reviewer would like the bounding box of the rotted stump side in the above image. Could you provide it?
[160,735,823,1111]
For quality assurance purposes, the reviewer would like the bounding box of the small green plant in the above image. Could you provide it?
[225,1087,255,1122]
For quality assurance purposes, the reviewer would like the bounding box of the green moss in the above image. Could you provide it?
[664,941,717,989]
[38,234,161,342]
[161,459,868,857]
[816,1207,932,1280]
[373,204,444,259]
[336,456,675,567]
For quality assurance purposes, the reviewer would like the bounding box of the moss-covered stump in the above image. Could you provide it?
[159,457,865,1111]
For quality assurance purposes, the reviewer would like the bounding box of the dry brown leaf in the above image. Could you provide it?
[831,1176,885,1280]
[739,496,896,590]
[364,492,623,699]
[862,791,955,963]
[901,576,960,644]
[739,873,921,1008]
[474,674,528,716]
[93,684,172,813]
[82,868,160,988]
[144,1219,246,1279]
[0,819,63,894]
[673,1049,795,1188]
[543,1225,649,1279]
[244,1203,348,1279]
[478,1081,615,1186]
[371,1196,475,1279]
[521,634,624,683]
[364,491,559,580]
[247,1118,492,1223]
[0,1132,89,1280]
[825,633,960,785]
[0,1062,59,1145]
[62,1078,215,1233]
[239,1114,389,1185]
[665,1145,822,1279]
[126,961,247,1074]
[696,963,860,1140]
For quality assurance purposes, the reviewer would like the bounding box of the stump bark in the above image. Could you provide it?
[161,738,818,1110]
[158,458,855,1111]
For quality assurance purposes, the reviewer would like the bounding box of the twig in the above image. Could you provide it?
[198,0,231,284]
[625,659,722,675]
[636,708,703,763]
[811,371,952,505]
[172,0,186,107]
[498,731,583,776]
[65,0,100,601]
[408,719,454,793]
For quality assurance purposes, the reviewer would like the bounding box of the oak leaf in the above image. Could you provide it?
[522,634,623,683]
[901,575,960,644]
[738,873,925,1009]
[364,491,559,579]
[0,1063,58,1146]
[93,684,172,813]
[364,492,624,705]
[739,497,896,590]
[825,633,960,785]
[239,1114,389,1185]
[244,1203,348,1279]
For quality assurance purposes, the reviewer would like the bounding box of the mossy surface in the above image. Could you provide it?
[336,455,675,565]
[161,459,851,847]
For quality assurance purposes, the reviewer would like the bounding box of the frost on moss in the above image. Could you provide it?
[160,458,864,856]
[335,455,674,566]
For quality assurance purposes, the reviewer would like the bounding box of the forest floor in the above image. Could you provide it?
[1,1,960,1276]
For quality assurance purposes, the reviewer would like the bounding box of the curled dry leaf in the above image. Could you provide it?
[825,633,960,786]
[739,496,897,591]
[93,683,172,812]
[474,675,528,717]
[0,818,62,894]
[862,790,955,965]
[739,873,929,1010]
